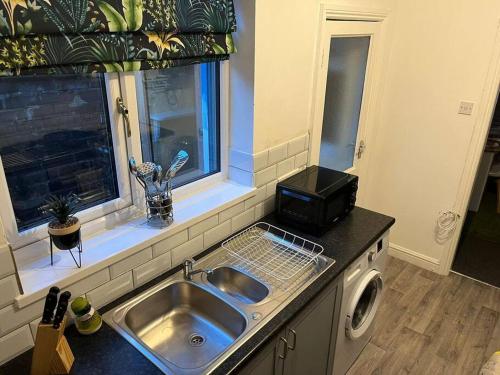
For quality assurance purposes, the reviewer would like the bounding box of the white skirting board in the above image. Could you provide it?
[388,243,442,273]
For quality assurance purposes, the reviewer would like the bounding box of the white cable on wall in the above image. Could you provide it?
[435,210,460,244]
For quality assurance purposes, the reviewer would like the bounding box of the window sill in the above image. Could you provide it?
[13,180,255,308]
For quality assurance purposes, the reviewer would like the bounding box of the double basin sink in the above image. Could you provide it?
[103,245,334,374]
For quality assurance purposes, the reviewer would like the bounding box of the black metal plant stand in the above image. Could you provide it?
[49,231,82,268]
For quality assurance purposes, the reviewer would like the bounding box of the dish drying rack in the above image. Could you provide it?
[222,222,324,284]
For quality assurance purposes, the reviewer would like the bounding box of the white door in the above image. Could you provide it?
[310,21,380,204]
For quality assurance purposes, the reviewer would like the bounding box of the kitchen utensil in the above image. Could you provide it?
[136,161,159,195]
[153,165,163,192]
[165,150,189,179]
[53,291,71,329]
[127,156,174,227]
[137,161,156,181]
[41,286,60,324]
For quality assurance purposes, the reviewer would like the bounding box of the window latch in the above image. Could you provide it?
[117,98,131,137]
[357,140,366,159]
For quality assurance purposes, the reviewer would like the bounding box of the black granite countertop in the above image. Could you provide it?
[0,207,394,375]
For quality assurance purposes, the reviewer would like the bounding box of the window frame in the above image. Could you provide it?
[0,61,229,250]
[119,61,229,207]
[0,73,134,249]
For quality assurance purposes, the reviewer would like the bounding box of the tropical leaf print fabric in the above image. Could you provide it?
[0,0,236,75]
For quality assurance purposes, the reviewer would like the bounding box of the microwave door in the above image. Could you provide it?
[280,190,317,224]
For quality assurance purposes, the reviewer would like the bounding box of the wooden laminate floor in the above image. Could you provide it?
[347,256,500,375]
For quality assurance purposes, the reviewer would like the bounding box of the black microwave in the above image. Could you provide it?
[275,165,358,235]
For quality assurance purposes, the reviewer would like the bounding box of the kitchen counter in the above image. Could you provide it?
[0,207,394,375]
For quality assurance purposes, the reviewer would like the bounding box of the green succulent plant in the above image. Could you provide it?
[42,194,82,224]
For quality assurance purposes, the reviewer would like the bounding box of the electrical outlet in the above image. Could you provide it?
[458,101,474,115]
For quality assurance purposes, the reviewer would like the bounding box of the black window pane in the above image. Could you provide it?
[137,63,220,188]
[0,74,119,232]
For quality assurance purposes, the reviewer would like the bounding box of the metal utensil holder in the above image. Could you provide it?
[129,152,189,228]
[145,181,173,227]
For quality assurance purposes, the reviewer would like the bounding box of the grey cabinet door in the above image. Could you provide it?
[237,278,342,375]
[237,329,285,375]
[283,282,339,375]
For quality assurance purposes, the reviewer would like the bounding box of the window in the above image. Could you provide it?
[0,74,122,233]
[136,63,220,188]
[0,62,224,248]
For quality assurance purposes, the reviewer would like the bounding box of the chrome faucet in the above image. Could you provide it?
[183,259,213,281]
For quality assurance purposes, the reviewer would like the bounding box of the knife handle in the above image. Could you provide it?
[41,287,60,324]
[53,291,71,329]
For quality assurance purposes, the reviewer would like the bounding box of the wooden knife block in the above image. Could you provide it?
[30,316,74,375]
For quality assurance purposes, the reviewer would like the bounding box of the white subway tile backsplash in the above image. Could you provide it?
[29,318,40,340]
[287,134,307,156]
[228,166,253,186]
[231,208,255,232]
[133,251,172,286]
[87,272,134,309]
[278,168,301,183]
[295,151,308,168]
[254,150,268,171]
[153,230,188,257]
[244,185,266,210]
[171,235,204,267]
[0,276,19,309]
[188,215,219,239]
[263,197,275,216]
[268,143,287,165]
[219,203,245,223]
[0,245,15,279]
[109,248,152,279]
[277,157,294,178]
[255,165,276,187]
[66,268,110,298]
[0,299,44,336]
[204,220,232,249]
[0,325,33,365]
[254,202,266,220]
[266,180,278,199]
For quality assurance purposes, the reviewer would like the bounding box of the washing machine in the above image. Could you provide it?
[333,232,389,375]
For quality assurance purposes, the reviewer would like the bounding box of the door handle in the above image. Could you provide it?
[357,140,366,159]
[117,97,131,137]
[287,329,297,350]
[276,336,288,375]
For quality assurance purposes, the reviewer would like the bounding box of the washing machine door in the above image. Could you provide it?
[345,269,383,340]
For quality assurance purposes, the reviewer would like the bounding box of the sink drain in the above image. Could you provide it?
[189,333,205,347]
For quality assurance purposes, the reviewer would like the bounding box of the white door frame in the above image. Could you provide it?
[440,21,500,275]
[308,4,389,206]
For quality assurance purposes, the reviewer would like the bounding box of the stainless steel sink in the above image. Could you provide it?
[207,266,269,304]
[104,233,335,374]
[123,282,246,369]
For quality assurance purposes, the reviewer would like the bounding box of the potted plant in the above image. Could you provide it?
[42,194,82,250]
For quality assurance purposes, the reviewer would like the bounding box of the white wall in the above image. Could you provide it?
[230,0,256,154]
[248,0,392,153]
[252,0,319,152]
[364,1,500,270]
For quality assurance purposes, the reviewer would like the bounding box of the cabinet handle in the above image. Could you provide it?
[287,329,297,350]
[276,336,288,375]
[278,337,288,360]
